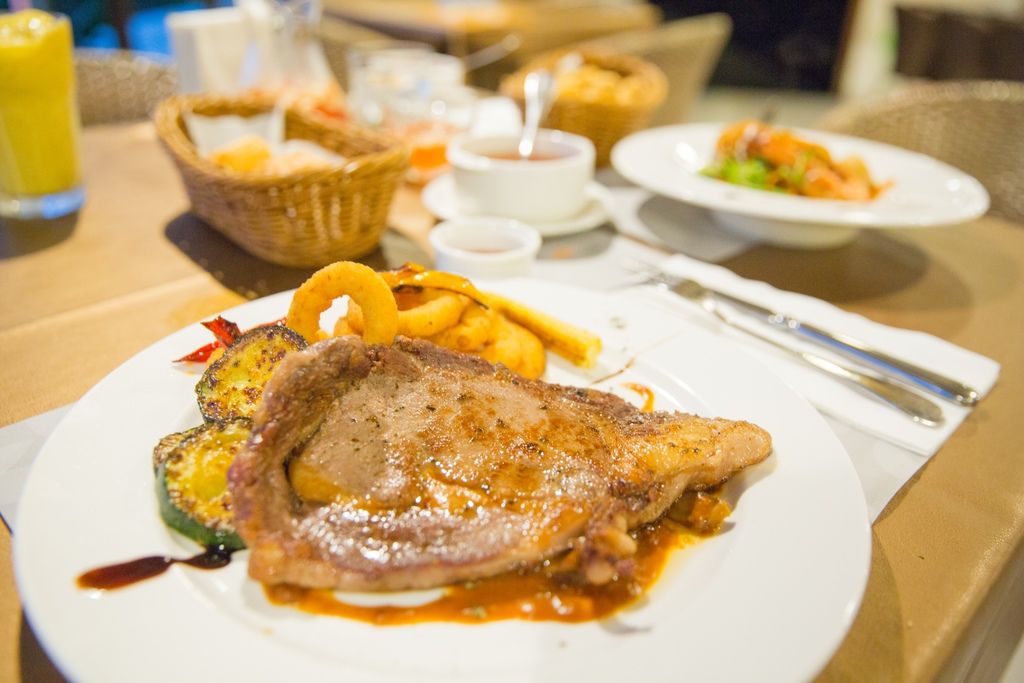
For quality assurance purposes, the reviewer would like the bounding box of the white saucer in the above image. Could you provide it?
[421,173,612,237]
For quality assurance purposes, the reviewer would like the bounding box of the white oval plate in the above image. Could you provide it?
[422,173,612,237]
[15,280,870,683]
[612,123,990,248]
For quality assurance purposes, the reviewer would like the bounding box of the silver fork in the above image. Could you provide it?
[635,272,945,426]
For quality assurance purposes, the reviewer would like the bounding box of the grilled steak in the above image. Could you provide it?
[229,336,771,591]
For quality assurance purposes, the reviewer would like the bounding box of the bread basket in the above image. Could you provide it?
[154,94,409,268]
[500,47,667,166]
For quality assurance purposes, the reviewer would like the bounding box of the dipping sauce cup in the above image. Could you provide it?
[430,217,541,279]
[0,10,84,219]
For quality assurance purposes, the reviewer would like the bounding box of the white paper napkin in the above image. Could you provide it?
[168,2,336,95]
[184,110,348,167]
[167,7,250,94]
[0,406,69,530]
[652,254,1000,456]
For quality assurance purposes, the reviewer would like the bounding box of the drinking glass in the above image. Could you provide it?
[346,41,463,128]
[383,84,477,184]
[0,10,85,219]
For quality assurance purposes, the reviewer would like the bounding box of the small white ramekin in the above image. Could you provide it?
[429,217,541,279]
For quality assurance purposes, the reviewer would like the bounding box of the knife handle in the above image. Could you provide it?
[689,288,946,426]
[796,350,945,426]
[794,324,980,406]
[666,275,980,408]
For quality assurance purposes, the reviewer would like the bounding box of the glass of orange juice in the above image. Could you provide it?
[0,10,84,219]
[384,84,477,185]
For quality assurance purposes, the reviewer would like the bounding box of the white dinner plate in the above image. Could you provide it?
[15,280,870,683]
[611,123,990,248]
[422,173,612,237]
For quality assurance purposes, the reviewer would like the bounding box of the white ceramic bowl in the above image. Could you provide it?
[446,130,595,222]
[612,123,990,249]
[429,217,541,279]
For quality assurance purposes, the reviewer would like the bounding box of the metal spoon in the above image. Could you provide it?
[517,69,554,159]
[516,52,582,159]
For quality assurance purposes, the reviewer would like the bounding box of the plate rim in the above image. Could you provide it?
[611,122,990,228]
[14,280,871,683]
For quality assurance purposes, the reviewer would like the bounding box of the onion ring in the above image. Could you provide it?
[430,304,496,352]
[508,321,546,379]
[346,290,468,339]
[478,316,523,372]
[286,262,398,345]
[398,291,468,337]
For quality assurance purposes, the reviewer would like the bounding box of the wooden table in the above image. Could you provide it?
[3,122,1024,682]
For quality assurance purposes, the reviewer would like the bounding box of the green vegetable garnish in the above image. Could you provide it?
[702,158,772,189]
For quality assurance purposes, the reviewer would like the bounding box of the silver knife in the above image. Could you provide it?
[694,294,945,426]
[668,277,979,406]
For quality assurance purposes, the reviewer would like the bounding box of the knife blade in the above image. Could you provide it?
[669,278,980,406]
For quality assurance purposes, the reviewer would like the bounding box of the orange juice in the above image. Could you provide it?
[0,10,82,212]
[397,120,462,184]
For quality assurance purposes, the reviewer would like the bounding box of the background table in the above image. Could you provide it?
[2,118,1023,682]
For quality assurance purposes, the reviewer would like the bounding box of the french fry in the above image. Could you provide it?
[482,292,601,368]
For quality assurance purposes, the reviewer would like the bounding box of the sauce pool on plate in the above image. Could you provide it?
[76,497,730,624]
[264,517,710,625]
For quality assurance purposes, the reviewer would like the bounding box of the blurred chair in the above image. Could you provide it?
[458,3,661,90]
[317,17,393,91]
[818,80,1024,223]
[895,6,1024,82]
[582,13,732,126]
[76,49,179,125]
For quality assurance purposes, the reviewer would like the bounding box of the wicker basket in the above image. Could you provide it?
[154,95,409,268]
[76,49,179,126]
[500,47,667,166]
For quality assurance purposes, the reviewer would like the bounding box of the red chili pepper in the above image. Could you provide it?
[201,316,242,347]
[174,317,288,364]
[175,341,221,364]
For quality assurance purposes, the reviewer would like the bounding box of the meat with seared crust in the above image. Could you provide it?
[229,336,771,590]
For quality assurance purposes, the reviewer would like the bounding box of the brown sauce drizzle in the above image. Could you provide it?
[76,501,729,626]
[623,382,655,412]
[589,357,636,386]
[76,545,237,591]
[264,518,711,625]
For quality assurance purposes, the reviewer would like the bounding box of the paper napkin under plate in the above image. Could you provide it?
[650,254,1000,456]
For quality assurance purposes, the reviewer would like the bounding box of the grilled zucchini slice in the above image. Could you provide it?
[196,324,306,423]
[156,419,251,549]
[152,425,202,472]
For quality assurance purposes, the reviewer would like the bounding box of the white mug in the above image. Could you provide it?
[446,130,595,222]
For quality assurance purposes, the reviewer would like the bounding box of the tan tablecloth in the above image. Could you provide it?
[2,122,1023,682]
